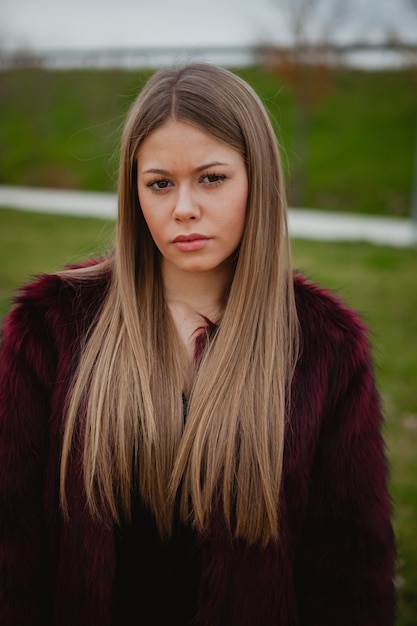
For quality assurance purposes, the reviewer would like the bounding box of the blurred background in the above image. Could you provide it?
[0,0,416,624]
[1,0,417,217]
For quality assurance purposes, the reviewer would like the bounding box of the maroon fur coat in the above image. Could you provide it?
[0,268,397,625]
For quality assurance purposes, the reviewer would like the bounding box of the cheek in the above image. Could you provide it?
[232,189,248,236]
[143,216,162,245]
[139,203,162,244]
[139,191,157,230]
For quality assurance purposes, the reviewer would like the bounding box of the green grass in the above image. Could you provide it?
[0,208,115,318]
[0,206,416,624]
[1,66,416,216]
[237,67,417,215]
[0,69,152,192]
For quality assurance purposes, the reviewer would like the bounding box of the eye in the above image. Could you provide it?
[200,173,227,185]
[146,178,172,191]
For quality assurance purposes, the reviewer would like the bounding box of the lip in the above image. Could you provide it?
[172,233,210,252]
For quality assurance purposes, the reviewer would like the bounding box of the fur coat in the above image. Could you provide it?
[0,267,397,625]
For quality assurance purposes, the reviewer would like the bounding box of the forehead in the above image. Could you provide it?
[137,120,243,166]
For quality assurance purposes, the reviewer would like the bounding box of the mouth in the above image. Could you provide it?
[173,233,209,242]
[172,233,210,252]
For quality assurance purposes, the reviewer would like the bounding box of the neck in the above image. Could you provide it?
[162,261,233,321]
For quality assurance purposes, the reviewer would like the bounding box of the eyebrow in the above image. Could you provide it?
[142,161,229,175]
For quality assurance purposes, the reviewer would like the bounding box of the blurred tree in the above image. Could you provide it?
[261,0,349,207]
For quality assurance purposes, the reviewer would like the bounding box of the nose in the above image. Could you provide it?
[172,185,200,221]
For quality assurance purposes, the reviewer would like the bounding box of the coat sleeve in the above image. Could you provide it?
[295,315,397,626]
[0,293,56,624]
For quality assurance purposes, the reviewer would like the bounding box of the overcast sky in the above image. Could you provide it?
[1,0,417,51]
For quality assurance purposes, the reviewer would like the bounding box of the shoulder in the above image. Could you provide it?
[293,272,373,373]
[291,274,382,439]
[1,257,111,350]
[294,272,366,332]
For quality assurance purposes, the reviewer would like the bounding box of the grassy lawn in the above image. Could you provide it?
[0,66,416,216]
[0,208,115,318]
[0,206,416,624]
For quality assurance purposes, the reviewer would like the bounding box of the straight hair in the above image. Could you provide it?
[60,63,299,546]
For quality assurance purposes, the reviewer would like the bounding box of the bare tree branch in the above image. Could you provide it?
[278,0,350,45]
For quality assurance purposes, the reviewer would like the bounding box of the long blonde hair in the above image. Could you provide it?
[60,63,299,546]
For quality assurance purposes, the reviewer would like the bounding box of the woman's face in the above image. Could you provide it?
[137,119,248,279]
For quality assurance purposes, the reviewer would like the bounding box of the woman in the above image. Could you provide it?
[0,63,396,625]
